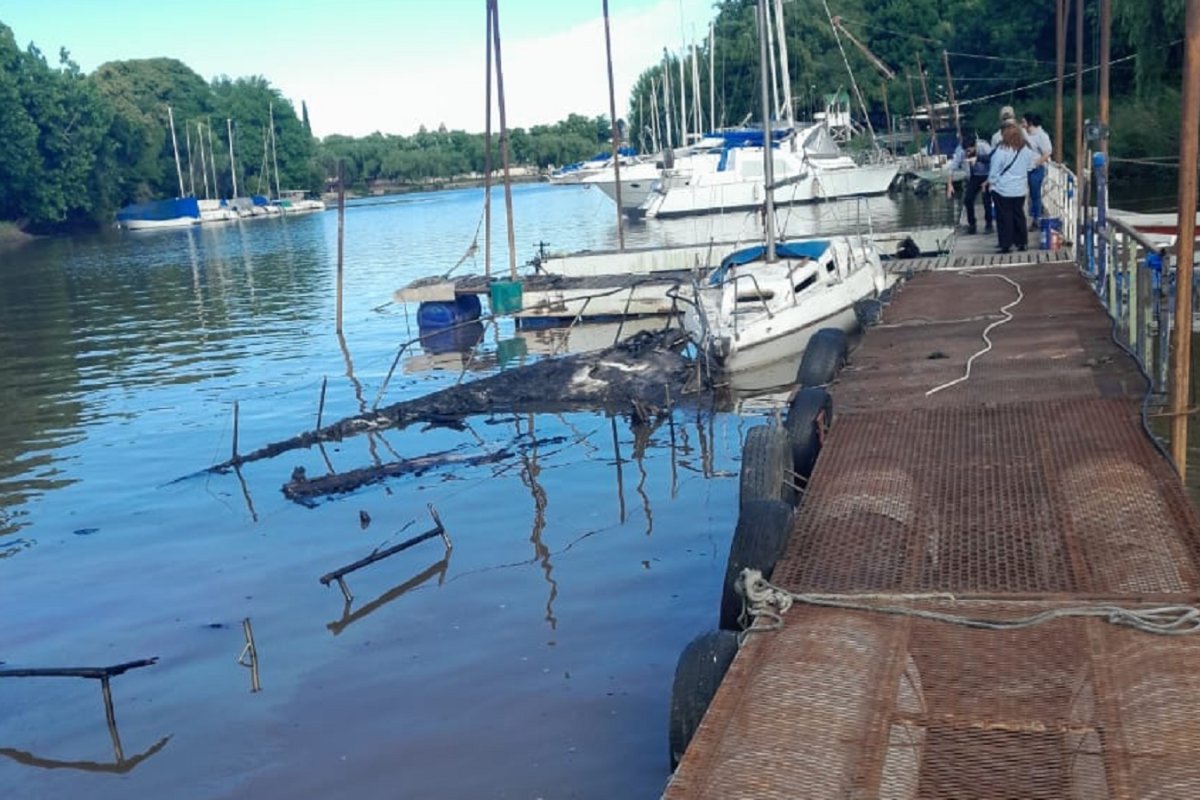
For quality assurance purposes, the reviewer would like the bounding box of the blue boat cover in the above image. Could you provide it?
[251,195,270,206]
[116,196,200,222]
[709,240,830,285]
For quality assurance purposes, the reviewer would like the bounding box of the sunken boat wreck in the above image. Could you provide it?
[209,329,713,501]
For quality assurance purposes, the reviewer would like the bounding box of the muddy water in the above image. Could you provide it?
[0,184,948,799]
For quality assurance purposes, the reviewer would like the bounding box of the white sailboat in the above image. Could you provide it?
[680,0,891,372]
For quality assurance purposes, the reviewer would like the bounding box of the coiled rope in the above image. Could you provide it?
[925,272,1023,396]
[736,568,1200,636]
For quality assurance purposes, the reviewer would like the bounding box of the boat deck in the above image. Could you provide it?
[664,251,1200,797]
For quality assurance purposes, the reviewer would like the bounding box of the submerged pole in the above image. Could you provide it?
[336,159,345,334]
[602,0,625,250]
[490,0,518,280]
[756,0,776,262]
[1169,0,1200,478]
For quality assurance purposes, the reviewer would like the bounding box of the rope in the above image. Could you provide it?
[442,207,486,279]
[736,568,1200,636]
[925,272,1022,396]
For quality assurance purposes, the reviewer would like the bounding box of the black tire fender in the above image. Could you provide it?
[719,499,795,631]
[795,327,848,387]
[668,629,739,770]
[784,387,833,480]
[739,425,791,508]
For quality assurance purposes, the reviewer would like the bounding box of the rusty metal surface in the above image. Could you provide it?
[665,604,1200,800]
[666,262,1200,798]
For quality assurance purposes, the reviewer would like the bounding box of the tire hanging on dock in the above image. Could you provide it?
[795,327,848,388]
[784,387,833,481]
[718,498,795,631]
[739,425,792,508]
[668,628,739,771]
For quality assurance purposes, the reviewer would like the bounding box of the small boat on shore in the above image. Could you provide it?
[682,236,889,371]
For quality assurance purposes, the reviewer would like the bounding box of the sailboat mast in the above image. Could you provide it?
[185,123,195,196]
[208,122,220,198]
[691,44,702,135]
[764,1,780,120]
[661,49,674,149]
[269,103,282,199]
[709,22,715,132]
[757,0,776,262]
[198,123,210,200]
[649,77,661,153]
[677,50,687,145]
[226,118,239,197]
[484,0,493,278]
[489,0,517,280]
[773,0,793,130]
[167,105,185,198]
[602,0,624,250]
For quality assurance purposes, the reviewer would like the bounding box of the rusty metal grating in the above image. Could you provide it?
[665,262,1200,799]
[774,398,1200,596]
[665,604,1200,799]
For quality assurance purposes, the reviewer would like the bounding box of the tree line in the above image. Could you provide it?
[628,0,1189,190]
[2,2,1191,232]
[0,19,620,233]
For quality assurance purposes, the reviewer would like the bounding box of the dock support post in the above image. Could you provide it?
[1169,0,1200,479]
[1128,240,1139,358]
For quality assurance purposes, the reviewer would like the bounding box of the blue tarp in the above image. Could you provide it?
[709,240,830,285]
[712,128,790,148]
[251,195,270,206]
[116,196,200,222]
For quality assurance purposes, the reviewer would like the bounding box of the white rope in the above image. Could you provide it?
[924,272,1022,396]
[737,569,1200,636]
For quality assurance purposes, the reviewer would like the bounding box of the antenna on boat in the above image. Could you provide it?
[757,0,777,262]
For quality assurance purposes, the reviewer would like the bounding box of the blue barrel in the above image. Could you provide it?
[1039,217,1063,250]
[416,295,482,329]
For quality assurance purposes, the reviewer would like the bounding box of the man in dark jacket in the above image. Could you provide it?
[946,127,993,234]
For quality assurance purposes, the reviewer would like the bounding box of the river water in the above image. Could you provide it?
[0,183,950,799]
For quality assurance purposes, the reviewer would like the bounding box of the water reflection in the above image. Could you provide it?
[517,414,558,630]
[327,557,451,636]
[0,659,167,774]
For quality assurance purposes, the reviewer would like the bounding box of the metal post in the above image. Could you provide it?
[1095,151,1108,287]
[1169,0,1200,478]
[1074,0,1084,243]
[1128,239,1139,357]
[483,1,493,279]
[1098,0,1111,159]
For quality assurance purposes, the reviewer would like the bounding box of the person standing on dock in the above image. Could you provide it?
[946,128,993,235]
[1022,112,1053,231]
[985,119,1036,253]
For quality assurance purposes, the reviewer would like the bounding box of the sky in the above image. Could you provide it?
[0,0,717,138]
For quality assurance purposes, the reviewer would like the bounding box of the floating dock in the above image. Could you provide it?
[665,241,1200,797]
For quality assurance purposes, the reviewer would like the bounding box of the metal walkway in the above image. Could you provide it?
[665,259,1200,799]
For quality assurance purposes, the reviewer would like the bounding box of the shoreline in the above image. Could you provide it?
[322,173,545,203]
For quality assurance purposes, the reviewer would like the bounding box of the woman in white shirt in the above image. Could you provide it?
[985,120,1037,253]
